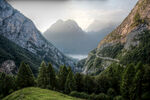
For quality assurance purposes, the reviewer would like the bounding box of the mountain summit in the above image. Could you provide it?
[44,19,110,55]
[0,0,75,73]
[83,0,150,74]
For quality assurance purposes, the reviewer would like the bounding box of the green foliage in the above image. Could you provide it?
[74,73,84,92]
[37,61,47,88]
[104,64,124,93]
[58,65,68,92]
[83,75,96,94]
[65,71,76,94]
[97,43,123,58]
[131,12,145,27]
[69,91,89,99]
[113,96,123,100]
[142,65,150,99]
[0,73,16,99]
[121,30,150,65]
[120,64,135,99]
[95,75,111,93]
[107,88,116,99]
[16,62,35,89]
[0,35,41,75]
[96,93,109,100]
[46,63,56,90]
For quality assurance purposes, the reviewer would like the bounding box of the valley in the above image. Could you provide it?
[0,0,150,100]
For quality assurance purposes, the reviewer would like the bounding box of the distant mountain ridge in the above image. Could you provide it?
[82,0,150,74]
[0,0,75,74]
[44,19,113,55]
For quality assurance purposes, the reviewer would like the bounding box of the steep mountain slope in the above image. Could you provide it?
[0,0,75,71]
[83,0,150,74]
[44,19,111,55]
[0,35,42,75]
[3,87,82,100]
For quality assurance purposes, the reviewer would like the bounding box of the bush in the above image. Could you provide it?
[70,91,89,99]
[113,96,123,100]
[96,93,110,100]
[107,88,116,98]
[142,92,150,100]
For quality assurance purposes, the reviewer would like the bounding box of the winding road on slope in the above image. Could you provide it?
[89,53,120,62]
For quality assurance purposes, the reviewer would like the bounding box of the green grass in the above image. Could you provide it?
[3,87,83,100]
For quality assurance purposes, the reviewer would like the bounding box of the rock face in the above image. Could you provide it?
[0,60,17,75]
[83,0,150,74]
[0,0,75,69]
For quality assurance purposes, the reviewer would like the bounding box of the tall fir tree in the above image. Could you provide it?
[58,65,68,92]
[131,70,143,100]
[16,62,35,89]
[65,71,76,94]
[37,61,47,88]
[74,73,84,92]
[46,63,56,90]
[120,64,135,100]
[0,73,16,98]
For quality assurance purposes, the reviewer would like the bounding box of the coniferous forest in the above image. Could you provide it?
[1,0,150,100]
[1,61,150,100]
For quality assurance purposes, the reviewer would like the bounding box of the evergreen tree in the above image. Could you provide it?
[65,71,76,94]
[58,65,68,91]
[16,62,35,89]
[83,75,96,94]
[46,63,56,90]
[120,64,135,100]
[37,61,47,88]
[95,75,111,94]
[0,73,16,98]
[74,73,84,92]
[142,65,150,100]
[131,70,143,100]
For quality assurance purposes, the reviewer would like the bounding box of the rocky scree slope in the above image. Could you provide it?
[82,0,150,74]
[0,0,75,73]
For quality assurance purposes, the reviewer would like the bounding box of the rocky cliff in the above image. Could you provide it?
[83,0,150,74]
[0,0,75,71]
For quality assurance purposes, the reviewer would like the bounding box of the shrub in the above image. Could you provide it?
[70,91,89,99]
[113,96,123,100]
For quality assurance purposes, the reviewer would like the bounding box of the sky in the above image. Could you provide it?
[8,0,138,33]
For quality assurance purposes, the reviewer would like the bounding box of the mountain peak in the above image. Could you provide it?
[46,19,83,34]
[98,0,150,48]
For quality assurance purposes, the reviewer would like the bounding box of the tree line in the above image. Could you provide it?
[0,61,150,100]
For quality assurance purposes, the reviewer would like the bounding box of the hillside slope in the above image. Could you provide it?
[0,0,75,71]
[83,0,150,74]
[3,87,82,100]
[0,35,41,75]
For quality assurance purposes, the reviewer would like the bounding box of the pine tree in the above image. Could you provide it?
[74,73,84,92]
[120,64,135,100]
[58,65,68,91]
[37,61,47,88]
[65,71,76,94]
[46,63,56,90]
[0,73,16,98]
[16,62,35,89]
[131,70,143,100]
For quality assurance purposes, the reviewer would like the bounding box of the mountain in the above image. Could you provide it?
[82,0,150,74]
[3,87,82,100]
[0,35,42,75]
[44,19,86,54]
[44,19,112,55]
[0,0,75,74]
